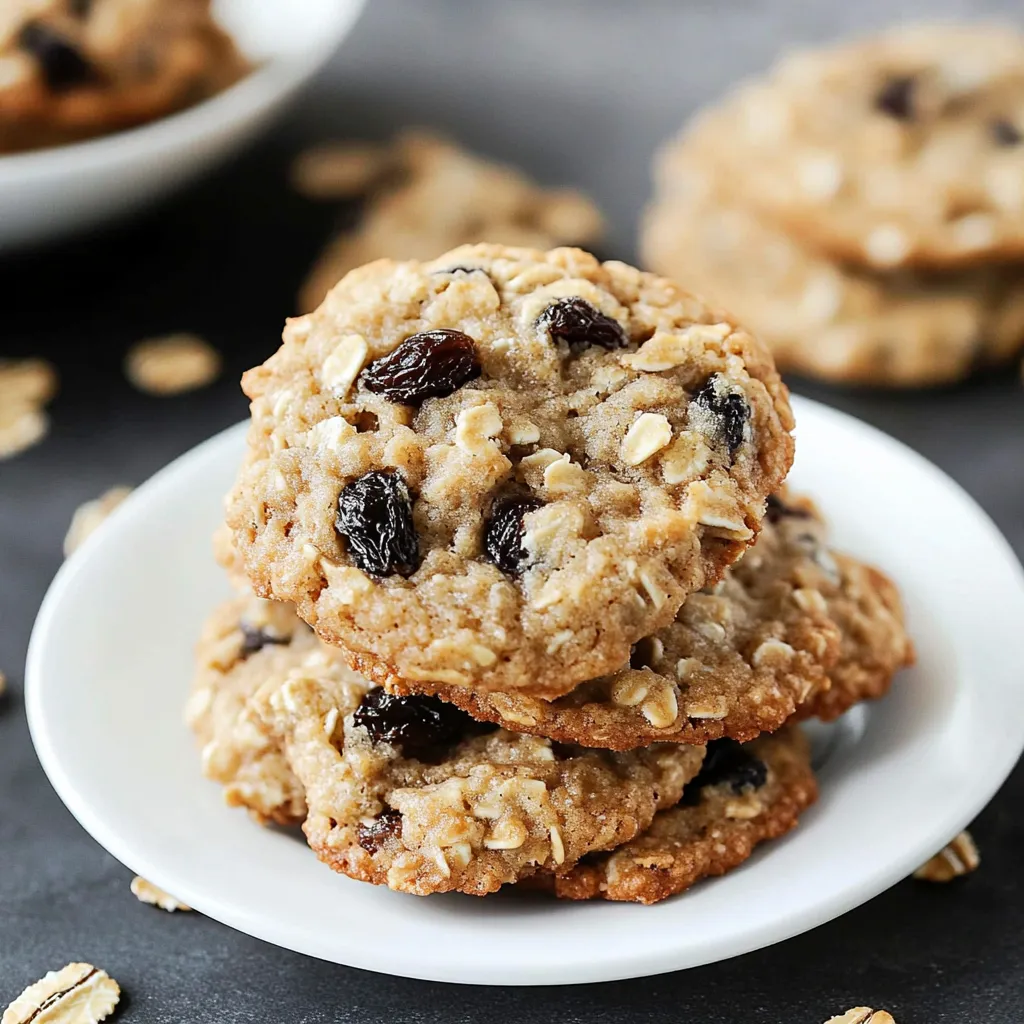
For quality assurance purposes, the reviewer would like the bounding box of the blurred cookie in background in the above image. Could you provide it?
[0,0,249,153]
[680,23,1024,270]
[294,129,605,312]
[642,152,1024,386]
[644,23,1024,387]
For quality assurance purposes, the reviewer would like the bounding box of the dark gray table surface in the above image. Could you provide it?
[3,1,1023,1020]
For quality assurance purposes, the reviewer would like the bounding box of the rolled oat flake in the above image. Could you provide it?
[2,962,120,1024]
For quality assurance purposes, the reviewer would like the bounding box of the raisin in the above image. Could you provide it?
[357,808,403,853]
[875,75,916,120]
[353,688,494,760]
[336,470,419,578]
[690,375,749,456]
[69,0,94,15]
[765,494,812,525]
[362,330,481,405]
[483,495,543,576]
[682,738,768,804]
[991,118,1022,146]
[538,298,627,351]
[19,22,95,91]
[239,624,289,658]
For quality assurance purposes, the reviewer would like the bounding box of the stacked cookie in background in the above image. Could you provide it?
[643,24,1024,388]
[0,0,249,154]
[187,243,913,903]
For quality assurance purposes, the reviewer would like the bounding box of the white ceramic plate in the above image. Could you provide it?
[25,396,1024,986]
[0,0,365,250]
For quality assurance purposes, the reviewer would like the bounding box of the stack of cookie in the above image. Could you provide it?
[188,243,912,902]
[643,24,1024,387]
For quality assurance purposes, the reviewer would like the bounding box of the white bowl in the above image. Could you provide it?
[24,396,1024,985]
[0,0,365,251]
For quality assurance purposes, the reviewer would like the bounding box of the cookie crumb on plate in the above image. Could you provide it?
[64,487,133,557]
[125,334,221,395]
[2,962,120,1024]
[130,875,192,912]
[913,829,980,882]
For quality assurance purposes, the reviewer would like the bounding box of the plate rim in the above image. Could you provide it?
[25,395,1024,985]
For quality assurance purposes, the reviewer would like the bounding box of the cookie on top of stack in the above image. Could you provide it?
[643,24,1024,387]
[188,243,913,903]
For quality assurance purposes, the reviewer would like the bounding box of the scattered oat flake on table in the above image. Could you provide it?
[913,829,980,882]
[0,406,49,461]
[124,333,221,395]
[0,358,58,461]
[2,963,120,1024]
[290,141,389,199]
[63,487,133,557]
[130,875,192,912]
[824,1010,897,1024]
[0,358,58,407]
[0,671,7,699]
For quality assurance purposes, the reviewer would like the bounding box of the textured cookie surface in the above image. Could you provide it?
[642,152,1024,386]
[686,24,1024,269]
[533,727,816,904]
[796,555,914,722]
[186,593,366,826]
[254,671,706,896]
[299,129,605,313]
[228,243,794,699]
[398,492,843,749]
[0,0,248,153]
